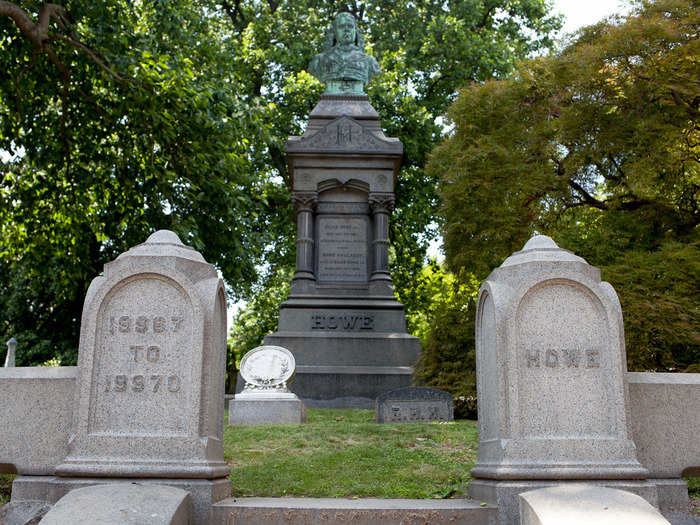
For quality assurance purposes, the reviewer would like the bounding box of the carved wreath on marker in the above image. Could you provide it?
[242,355,290,391]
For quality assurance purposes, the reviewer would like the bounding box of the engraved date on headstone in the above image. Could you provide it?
[104,374,181,393]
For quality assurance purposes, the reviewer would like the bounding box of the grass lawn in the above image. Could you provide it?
[224,409,477,498]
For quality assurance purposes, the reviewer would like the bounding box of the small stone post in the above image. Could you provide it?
[4,337,17,367]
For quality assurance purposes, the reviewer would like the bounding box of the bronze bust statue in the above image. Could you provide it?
[308,12,381,95]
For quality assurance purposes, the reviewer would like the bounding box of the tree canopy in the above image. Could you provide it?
[1,0,562,365]
[431,0,699,371]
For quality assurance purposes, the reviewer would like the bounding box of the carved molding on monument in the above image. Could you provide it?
[291,192,318,213]
[290,116,401,154]
[369,192,395,214]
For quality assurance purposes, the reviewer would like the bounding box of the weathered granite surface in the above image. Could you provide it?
[9,476,230,525]
[0,367,76,475]
[211,497,498,525]
[472,235,646,480]
[375,386,453,423]
[55,230,229,480]
[470,479,660,525]
[628,372,700,478]
[39,483,192,525]
[519,485,670,525]
[469,235,650,524]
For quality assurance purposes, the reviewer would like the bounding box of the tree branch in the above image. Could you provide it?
[2,2,130,84]
[56,34,132,84]
[268,144,289,187]
[568,179,608,210]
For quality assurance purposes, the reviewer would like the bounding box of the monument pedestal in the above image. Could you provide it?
[263,94,420,407]
[265,296,420,407]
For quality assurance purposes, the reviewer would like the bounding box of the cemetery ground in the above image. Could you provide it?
[1,409,699,513]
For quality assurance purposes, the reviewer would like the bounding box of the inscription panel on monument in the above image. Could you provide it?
[88,276,192,436]
[316,216,368,282]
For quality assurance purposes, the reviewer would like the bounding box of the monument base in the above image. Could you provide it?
[10,475,231,525]
[262,297,420,407]
[468,479,659,525]
[228,392,307,425]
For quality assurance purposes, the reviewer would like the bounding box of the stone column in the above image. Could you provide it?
[369,193,394,285]
[292,192,318,283]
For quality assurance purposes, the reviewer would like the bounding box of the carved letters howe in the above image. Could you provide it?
[525,348,601,369]
[311,314,374,330]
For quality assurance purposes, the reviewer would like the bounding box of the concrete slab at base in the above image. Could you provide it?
[39,483,192,525]
[0,500,52,525]
[211,497,498,525]
[518,484,670,525]
[10,475,231,525]
[469,479,659,525]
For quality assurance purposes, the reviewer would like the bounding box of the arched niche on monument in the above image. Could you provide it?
[315,178,371,285]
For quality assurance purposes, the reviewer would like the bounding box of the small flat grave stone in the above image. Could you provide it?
[376,386,453,423]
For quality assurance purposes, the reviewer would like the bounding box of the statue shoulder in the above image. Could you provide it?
[367,54,381,76]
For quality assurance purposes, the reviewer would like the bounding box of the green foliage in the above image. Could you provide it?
[229,266,292,364]
[412,265,480,418]
[225,409,477,498]
[600,240,700,371]
[0,474,15,504]
[0,0,276,364]
[225,0,561,352]
[1,0,561,365]
[432,0,699,371]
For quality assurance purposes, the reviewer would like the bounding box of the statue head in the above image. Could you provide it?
[310,12,379,95]
[323,12,365,49]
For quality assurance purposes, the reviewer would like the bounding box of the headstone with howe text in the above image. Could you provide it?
[468,235,656,525]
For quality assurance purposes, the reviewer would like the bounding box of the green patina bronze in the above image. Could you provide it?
[308,12,381,95]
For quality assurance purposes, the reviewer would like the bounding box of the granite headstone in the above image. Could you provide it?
[468,235,656,525]
[376,387,453,423]
[57,230,229,479]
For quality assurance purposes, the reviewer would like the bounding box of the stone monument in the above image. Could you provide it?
[228,345,307,425]
[51,230,231,524]
[262,12,420,407]
[468,235,656,524]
